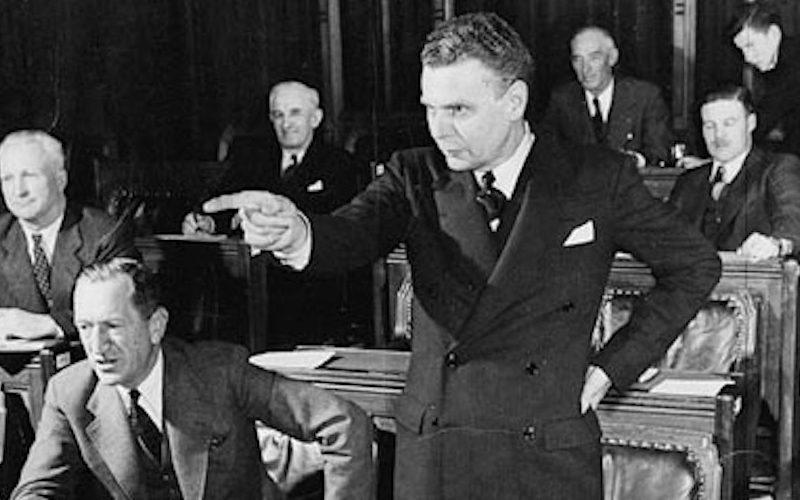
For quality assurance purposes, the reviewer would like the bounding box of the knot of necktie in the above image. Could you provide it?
[476,171,506,222]
[711,164,727,201]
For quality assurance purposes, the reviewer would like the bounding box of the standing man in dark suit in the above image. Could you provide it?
[12,257,373,500]
[205,12,720,499]
[184,81,367,347]
[670,84,800,260]
[0,130,138,341]
[732,2,800,157]
[541,25,674,167]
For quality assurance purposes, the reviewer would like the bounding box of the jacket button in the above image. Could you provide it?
[561,302,575,312]
[525,362,539,375]
[523,425,536,441]
[445,352,459,368]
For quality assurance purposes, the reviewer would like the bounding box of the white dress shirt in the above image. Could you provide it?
[117,349,165,432]
[584,79,615,122]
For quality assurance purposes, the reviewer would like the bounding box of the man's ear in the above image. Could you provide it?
[768,24,782,44]
[505,80,529,121]
[311,108,324,129]
[608,47,619,68]
[148,306,169,344]
[747,112,757,134]
[55,168,68,192]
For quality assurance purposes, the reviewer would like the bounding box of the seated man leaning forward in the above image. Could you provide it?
[11,258,373,500]
[0,130,138,340]
[669,84,800,261]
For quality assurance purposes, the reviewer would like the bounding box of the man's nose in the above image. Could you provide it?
[428,111,453,139]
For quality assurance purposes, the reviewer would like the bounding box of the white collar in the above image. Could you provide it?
[584,78,615,121]
[117,348,164,432]
[473,122,535,200]
[710,147,751,184]
[19,213,64,264]
[281,148,308,170]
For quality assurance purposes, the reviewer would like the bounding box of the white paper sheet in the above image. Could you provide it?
[249,350,336,370]
[649,377,734,396]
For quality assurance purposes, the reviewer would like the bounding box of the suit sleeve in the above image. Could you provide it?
[11,381,87,499]
[592,159,721,389]
[766,154,800,252]
[235,354,374,500]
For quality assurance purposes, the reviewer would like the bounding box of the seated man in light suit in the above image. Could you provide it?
[12,258,373,500]
[542,25,673,167]
[0,130,138,341]
[669,84,800,261]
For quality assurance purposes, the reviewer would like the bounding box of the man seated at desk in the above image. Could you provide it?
[11,258,373,500]
[541,25,674,168]
[183,81,369,347]
[0,130,138,341]
[0,130,138,496]
[669,84,800,261]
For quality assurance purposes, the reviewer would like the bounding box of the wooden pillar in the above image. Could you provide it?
[672,0,696,132]
[432,0,455,22]
[318,0,343,143]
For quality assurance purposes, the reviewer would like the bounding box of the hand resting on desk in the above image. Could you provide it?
[0,307,60,340]
[204,190,309,254]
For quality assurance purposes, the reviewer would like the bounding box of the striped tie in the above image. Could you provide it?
[31,234,53,308]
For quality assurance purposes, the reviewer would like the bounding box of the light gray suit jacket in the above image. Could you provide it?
[12,338,373,500]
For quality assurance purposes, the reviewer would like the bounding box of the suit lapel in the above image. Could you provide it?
[163,342,220,500]
[0,222,45,310]
[86,381,142,500]
[718,149,767,232]
[567,85,596,144]
[433,158,498,279]
[458,134,569,344]
[50,207,85,300]
[607,79,635,147]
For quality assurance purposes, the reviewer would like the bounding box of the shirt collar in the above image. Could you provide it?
[117,348,164,432]
[710,147,751,184]
[473,121,535,199]
[584,78,615,121]
[19,213,64,264]
[281,148,307,171]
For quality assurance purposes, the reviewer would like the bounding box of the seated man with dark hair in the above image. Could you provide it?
[670,84,800,260]
[11,257,373,500]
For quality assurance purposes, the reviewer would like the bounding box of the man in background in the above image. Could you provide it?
[0,130,138,497]
[204,12,719,499]
[184,81,368,347]
[542,25,673,167]
[12,258,373,500]
[670,84,800,260]
[732,1,800,157]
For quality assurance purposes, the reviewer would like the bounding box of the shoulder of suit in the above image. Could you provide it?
[163,337,250,372]
[47,359,98,406]
[616,76,662,96]
[67,204,117,234]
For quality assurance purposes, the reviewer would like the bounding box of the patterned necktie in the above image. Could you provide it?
[129,389,163,464]
[476,171,507,224]
[282,154,299,178]
[592,97,606,145]
[31,234,53,307]
[711,165,727,201]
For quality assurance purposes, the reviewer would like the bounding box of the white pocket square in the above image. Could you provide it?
[307,180,324,192]
[563,220,595,247]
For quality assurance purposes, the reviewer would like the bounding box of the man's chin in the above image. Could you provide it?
[443,156,475,172]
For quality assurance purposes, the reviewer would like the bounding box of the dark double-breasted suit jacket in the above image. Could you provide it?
[305,131,720,499]
[541,77,674,166]
[669,147,800,253]
[0,204,138,338]
[12,338,373,500]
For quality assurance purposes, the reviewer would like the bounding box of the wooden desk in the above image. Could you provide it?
[136,236,269,353]
[0,340,74,428]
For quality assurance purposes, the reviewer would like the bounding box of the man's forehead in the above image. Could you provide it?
[701,99,747,118]
[0,145,48,172]
[271,90,314,111]
[572,32,607,54]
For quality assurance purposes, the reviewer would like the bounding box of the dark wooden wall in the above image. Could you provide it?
[1,0,799,173]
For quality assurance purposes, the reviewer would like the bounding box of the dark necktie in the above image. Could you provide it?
[31,234,53,308]
[476,171,507,224]
[591,97,606,145]
[710,165,727,201]
[129,389,163,464]
[282,154,299,178]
